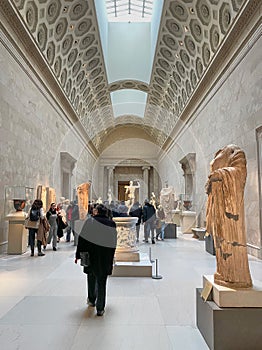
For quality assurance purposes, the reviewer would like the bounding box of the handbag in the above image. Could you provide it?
[24,216,40,229]
[80,252,90,267]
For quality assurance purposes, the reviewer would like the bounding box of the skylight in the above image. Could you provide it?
[106,0,154,22]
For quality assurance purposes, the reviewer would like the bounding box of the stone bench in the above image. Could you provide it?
[192,227,206,241]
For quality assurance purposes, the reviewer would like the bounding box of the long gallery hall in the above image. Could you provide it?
[0,0,261,349]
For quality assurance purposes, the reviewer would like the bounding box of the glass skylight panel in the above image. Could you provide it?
[106,0,154,22]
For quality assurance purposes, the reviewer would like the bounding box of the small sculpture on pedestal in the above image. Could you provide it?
[205,144,252,288]
[160,185,175,223]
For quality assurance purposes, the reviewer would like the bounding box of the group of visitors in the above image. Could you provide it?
[26,199,79,256]
[88,198,166,244]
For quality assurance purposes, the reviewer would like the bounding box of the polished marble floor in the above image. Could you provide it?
[0,229,261,350]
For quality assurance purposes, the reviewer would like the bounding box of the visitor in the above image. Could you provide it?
[46,202,58,250]
[75,204,117,316]
[66,201,74,242]
[56,203,67,242]
[27,199,46,256]
[142,199,156,244]
[71,200,80,235]
[129,201,142,242]
[117,201,129,217]
[156,204,166,240]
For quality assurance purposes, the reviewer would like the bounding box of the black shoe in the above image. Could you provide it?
[38,252,45,256]
[43,246,46,250]
[53,247,57,251]
[152,239,155,244]
[143,239,148,243]
[30,252,34,257]
[97,310,105,316]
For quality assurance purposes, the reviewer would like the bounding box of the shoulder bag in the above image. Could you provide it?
[80,252,90,267]
[24,216,40,229]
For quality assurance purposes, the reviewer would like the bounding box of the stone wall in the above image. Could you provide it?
[0,41,96,253]
[158,34,262,258]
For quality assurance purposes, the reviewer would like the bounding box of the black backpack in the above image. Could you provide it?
[30,209,40,221]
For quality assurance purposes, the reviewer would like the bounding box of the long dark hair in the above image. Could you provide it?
[32,199,43,210]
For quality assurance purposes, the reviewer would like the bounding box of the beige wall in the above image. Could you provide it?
[0,40,96,252]
[158,35,262,257]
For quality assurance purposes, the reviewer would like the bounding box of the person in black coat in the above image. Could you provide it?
[75,204,117,316]
[142,199,156,244]
[129,201,142,242]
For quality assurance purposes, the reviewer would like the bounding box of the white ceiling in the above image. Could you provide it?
[6,0,247,153]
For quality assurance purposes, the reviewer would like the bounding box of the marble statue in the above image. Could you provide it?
[160,186,175,223]
[107,188,112,204]
[77,182,90,220]
[150,192,157,208]
[125,181,140,206]
[205,145,252,288]
[97,197,103,204]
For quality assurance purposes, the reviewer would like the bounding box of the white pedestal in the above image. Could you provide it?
[113,217,139,262]
[180,211,196,233]
[6,211,27,254]
[112,253,152,277]
[203,275,262,307]
[171,209,180,226]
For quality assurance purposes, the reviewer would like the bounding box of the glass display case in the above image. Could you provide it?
[4,186,35,216]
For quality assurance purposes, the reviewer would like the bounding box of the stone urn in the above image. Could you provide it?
[13,199,26,211]
[183,200,192,211]
[113,216,139,262]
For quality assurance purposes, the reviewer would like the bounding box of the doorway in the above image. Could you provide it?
[118,181,129,201]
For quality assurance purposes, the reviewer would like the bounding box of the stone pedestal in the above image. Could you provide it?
[6,211,27,254]
[205,234,215,255]
[203,275,262,307]
[180,211,196,233]
[171,209,180,226]
[73,219,85,246]
[196,288,262,350]
[192,227,206,240]
[112,252,152,277]
[164,223,177,238]
[113,217,139,262]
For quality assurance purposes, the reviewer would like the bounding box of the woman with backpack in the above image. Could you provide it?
[27,199,45,257]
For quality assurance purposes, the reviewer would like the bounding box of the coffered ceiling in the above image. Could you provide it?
[3,0,253,153]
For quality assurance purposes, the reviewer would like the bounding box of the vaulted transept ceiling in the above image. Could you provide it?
[1,0,258,154]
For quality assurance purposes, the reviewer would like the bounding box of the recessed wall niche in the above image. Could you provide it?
[60,152,76,200]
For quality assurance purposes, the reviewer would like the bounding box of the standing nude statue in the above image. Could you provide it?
[125,181,140,206]
[205,145,252,288]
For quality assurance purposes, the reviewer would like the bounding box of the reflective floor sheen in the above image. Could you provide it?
[0,229,261,350]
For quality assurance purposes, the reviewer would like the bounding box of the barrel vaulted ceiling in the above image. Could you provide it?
[3,0,254,153]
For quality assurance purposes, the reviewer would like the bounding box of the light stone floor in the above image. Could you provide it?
[0,228,262,350]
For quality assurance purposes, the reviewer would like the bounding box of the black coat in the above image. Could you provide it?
[129,204,142,225]
[142,203,156,222]
[76,215,117,277]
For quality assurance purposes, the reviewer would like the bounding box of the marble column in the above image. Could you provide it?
[142,166,150,201]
